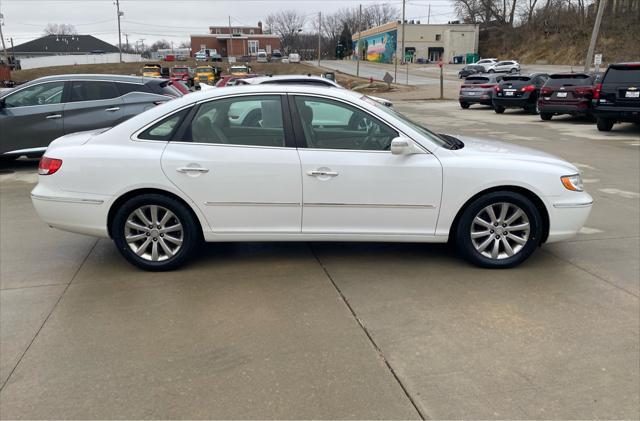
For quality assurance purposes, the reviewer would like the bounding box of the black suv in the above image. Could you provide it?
[492,73,549,114]
[593,62,640,131]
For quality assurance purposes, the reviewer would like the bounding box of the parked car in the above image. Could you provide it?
[170,80,191,95]
[537,73,596,121]
[215,74,258,87]
[169,66,193,86]
[194,66,219,85]
[142,64,162,78]
[256,50,268,63]
[271,50,283,61]
[236,74,393,106]
[458,64,485,79]
[593,62,640,131]
[493,73,549,114]
[229,65,252,76]
[473,58,498,71]
[459,74,503,108]
[288,53,301,63]
[487,60,521,74]
[0,74,181,158]
[31,85,591,271]
[194,51,208,62]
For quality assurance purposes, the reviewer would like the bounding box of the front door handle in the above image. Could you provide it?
[177,167,209,174]
[105,107,120,112]
[307,170,339,177]
[45,114,62,119]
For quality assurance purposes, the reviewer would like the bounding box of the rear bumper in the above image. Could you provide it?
[459,94,492,104]
[592,105,640,122]
[546,194,593,243]
[492,97,534,108]
[31,183,111,238]
[538,102,592,114]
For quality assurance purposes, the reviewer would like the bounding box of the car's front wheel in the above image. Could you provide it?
[455,191,543,268]
[460,102,470,109]
[112,194,200,271]
[596,117,614,132]
[540,112,552,121]
[494,105,505,113]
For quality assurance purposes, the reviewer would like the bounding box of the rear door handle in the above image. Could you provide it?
[177,167,209,173]
[307,170,339,177]
[45,114,62,119]
[105,107,120,112]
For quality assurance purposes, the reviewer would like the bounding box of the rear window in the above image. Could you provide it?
[465,77,489,84]
[604,66,640,84]
[138,107,191,141]
[117,82,150,96]
[546,74,593,86]
[172,67,188,73]
[502,76,531,82]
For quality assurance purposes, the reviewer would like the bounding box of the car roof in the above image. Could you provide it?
[242,75,339,86]
[23,74,154,85]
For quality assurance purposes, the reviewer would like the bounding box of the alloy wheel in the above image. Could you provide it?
[470,202,530,260]
[124,205,184,262]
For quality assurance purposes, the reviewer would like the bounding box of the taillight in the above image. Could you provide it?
[461,84,470,88]
[494,85,501,93]
[38,157,62,175]
[593,83,602,99]
[521,84,536,93]
[478,84,495,88]
[540,87,553,96]
[575,87,593,97]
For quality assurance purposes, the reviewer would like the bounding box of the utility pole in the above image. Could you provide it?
[124,33,129,53]
[10,36,14,63]
[401,0,408,84]
[584,0,606,72]
[317,11,321,66]
[0,12,9,65]
[356,4,361,78]
[228,16,233,58]
[428,3,431,24]
[115,0,123,62]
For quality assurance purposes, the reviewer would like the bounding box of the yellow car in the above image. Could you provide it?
[229,65,252,76]
[195,66,217,84]
[141,64,162,78]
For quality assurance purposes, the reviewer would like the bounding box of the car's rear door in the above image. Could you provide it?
[0,81,65,154]
[291,94,442,235]
[62,80,123,134]
[161,93,302,234]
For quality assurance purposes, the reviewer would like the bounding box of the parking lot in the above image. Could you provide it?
[1,100,638,419]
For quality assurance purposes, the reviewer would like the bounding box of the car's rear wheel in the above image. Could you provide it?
[509,68,517,73]
[460,102,470,109]
[455,191,543,268]
[540,112,552,120]
[494,105,505,114]
[596,117,614,131]
[112,194,200,271]
[488,69,495,73]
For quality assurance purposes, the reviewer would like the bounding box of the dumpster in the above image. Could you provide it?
[466,53,479,64]
[452,55,464,64]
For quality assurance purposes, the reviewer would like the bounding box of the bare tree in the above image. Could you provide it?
[149,39,171,51]
[179,40,191,49]
[43,23,78,36]
[265,10,306,51]
[364,3,399,27]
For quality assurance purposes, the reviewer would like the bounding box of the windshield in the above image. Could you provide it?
[143,67,159,72]
[362,96,460,149]
[196,67,212,73]
[172,67,188,73]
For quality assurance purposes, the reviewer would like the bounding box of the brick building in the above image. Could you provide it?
[190,22,281,58]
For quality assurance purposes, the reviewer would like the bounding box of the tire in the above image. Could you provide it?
[509,68,517,74]
[540,112,552,121]
[455,191,543,268]
[112,194,200,271]
[488,69,495,73]
[596,117,614,132]
[494,105,505,114]
[460,102,470,109]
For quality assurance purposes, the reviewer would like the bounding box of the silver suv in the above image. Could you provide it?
[0,74,182,158]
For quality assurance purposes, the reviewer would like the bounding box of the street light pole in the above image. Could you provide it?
[584,0,606,72]
[115,0,123,62]
[317,11,321,67]
[401,0,408,84]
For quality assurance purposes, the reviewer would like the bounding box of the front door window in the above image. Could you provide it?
[248,40,259,56]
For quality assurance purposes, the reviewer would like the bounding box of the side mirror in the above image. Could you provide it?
[390,137,424,155]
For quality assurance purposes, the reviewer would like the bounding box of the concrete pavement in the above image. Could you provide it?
[0,103,638,419]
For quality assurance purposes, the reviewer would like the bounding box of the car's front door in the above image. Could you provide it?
[62,80,124,134]
[291,95,442,235]
[0,81,65,155]
[161,94,302,233]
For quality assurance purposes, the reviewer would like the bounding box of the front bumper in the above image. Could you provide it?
[546,193,593,243]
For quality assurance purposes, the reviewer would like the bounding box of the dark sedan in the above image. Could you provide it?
[459,74,503,108]
[538,73,596,120]
[458,65,485,79]
[493,73,550,114]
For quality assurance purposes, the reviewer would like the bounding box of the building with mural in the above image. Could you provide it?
[353,21,479,64]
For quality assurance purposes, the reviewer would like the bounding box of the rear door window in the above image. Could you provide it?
[465,77,490,84]
[69,81,119,102]
[604,67,640,84]
[116,82,151,96]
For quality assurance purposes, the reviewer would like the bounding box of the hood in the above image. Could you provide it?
[452,135,578,173]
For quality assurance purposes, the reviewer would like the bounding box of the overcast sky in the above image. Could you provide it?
[1,0,457,48]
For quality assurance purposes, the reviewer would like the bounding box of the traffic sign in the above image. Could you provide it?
[594,54,602,65]
[383,72,394,84]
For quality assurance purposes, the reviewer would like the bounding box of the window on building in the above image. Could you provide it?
[435,34,441,41]
[248,40,259,55]
[215,28,221,34]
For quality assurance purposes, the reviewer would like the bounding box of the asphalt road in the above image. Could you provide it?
[1,102,638,419]
[313,60,582,86]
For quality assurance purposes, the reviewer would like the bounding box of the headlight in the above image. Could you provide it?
[561,174,584,192]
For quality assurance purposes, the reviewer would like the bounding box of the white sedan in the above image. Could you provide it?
[31,85,593,271]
